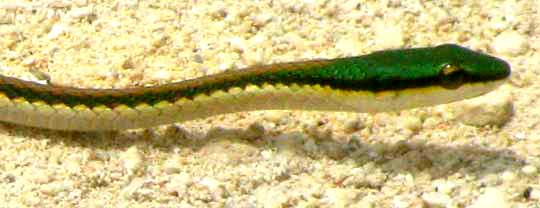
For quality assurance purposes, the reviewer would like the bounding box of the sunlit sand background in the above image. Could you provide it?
[0,1,538,207]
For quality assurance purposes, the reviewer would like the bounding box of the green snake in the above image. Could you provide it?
[0,44,510,131]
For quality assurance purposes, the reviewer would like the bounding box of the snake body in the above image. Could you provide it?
[0,44,510,131]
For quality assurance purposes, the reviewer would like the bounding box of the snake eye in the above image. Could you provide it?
[440,64,464,89]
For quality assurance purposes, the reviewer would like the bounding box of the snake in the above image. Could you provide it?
[0,44,510,131]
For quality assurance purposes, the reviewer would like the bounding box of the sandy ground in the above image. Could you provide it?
[0,0,539,207]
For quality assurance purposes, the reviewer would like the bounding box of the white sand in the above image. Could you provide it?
[0,0,539,207]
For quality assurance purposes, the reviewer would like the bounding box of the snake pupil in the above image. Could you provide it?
[440,64,465,89]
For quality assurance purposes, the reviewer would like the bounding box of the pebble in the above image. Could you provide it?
[513,132,527,140]
[41,181,74,195]
[163,155,183,174]
[400,116,422,132]
[529,188,540,200]
[263,111,290,125]
[469,188,510,208]
[344,118,363,133]
[260,149,274,160]
[21,57,37,67]
[455,89,513,126]
[392,196,423,208]
[148,70,172,83]
[500,171,517,182]
[355,200,374,208]
[67,6,95,20]
[492,30,528,56]
[321,188,358,207]
[32,172,52,184]
[252,13,273,27]
[0,2,28,10]
[228,36,247,52]
[165,173,192,195]
[73,0,89,7]
[121,146,145,175]
[198,177,226,199]
[47,23,67,39]
[521,165,537,175]
[116,0,139,9]
[421,192,452,208]
[255,185,289,207]
[48,0,73,8]
[335,36,362,55]
[64,154,83,174]
[121,178,145,199]
[375,23,404,49]
[422,117,442,129]
[2,173,15,183]
[432,180,457,194]
[0,13,14,24]
[243,48,265,65]
[217,54,238,71]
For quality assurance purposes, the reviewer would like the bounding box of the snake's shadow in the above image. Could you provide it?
[4,123,526,180]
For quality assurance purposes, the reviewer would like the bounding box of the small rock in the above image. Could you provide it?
[529,188,540,200]
[0,2,28,10]
[41,181,74,196]
[121,178,145,199]
[355,200,374,208]
[67,6,94,20]
[48,0,73,8]
[149,70,172,82]
[400,116,422,132]
[255,185,289,207]
[423,117,442,129]
[321,188,359,207]
[522,165,538,175]
[121,146,144,175]
[335,36,362,55]
[64,154,83,174]
[32,172,52,184]
[432,180,457,194]
[165,173,192,195]
[263,111,290,125]
[500,171,517,182]
[344,118,363,133]
[198,177,226,199]
[0,13,14,24]
[244,48,265,65]
[455,89,513,126]
[163,156,183,174]
[253,13,273,27]
[513,132,527,140]
[260,149,274,159]
[73,0,89,7]
[229,36,247,52]
[2,173,15,183]
[47,23,67,39]
[469,188,510,208]
[116,0,139,9]
[421,192,452,208]
[375,23,404,49]
[492,31,528,56]
[21,57,37,67]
